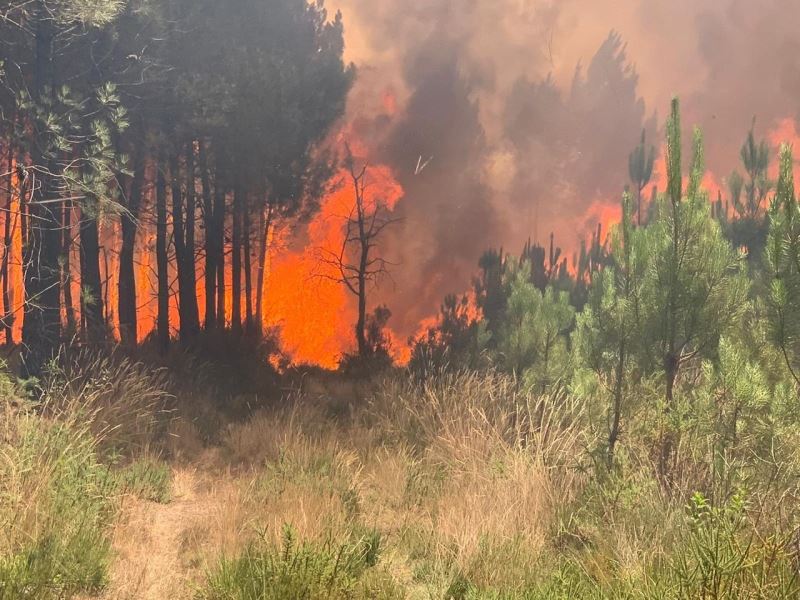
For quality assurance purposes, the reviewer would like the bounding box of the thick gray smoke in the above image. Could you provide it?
[326,0,800,337]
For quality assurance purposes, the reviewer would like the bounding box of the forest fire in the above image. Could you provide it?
[10,4,800,598]
[4,106,800,371]
[4,0,800,371]
[262,159,403,366]
[6,117,800,370]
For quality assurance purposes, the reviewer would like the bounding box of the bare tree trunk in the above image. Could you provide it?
[243,193,253,333]
[170,153,186,338]
[331,149,398,360]
[636,185,642,227]
[183,143,200,336]
[171,149,199,340]
[156,160,169,352]
[255,200,273,334]
[79,198,106,343]
[22,3,63,377]
[19,162,27,259]
[356,269,367,356]
[607,338,625,470]
[78,213,86,340]
[214,161,226,330]
[198,140,216,330]
[1,136,13,344]
[61,199,76,335]
[356,194,368,357]
[215,192,228,330]
[231,185,242,333]
[23,164,63,373]
[102,244,110,325]
[118,146,144,347]
[658,354,679,485]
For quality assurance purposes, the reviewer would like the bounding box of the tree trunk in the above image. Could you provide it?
[102,245,110,325]
[356,202,368,357]
[22,2,63,377]
[79,199,106,342]
[607,338,625,470]
[243,193,253,333]
[61,200,76,335]
[231,185,243,333]
[658,354,679,485]
[198,140,216,330]
[356,273,366,357]
[156,160,169,352]
[78,214,86,340]
[1,137,13,344]
[23,164,62,374]
[214,161,226,330]
[215,198,226,329]
[170,149,200,341]
[19,162,27,258]
[171,153,186,339]
[636,185,643,227]
[183,143,200,336]
[255,200,274,334]
[118,146,144,347]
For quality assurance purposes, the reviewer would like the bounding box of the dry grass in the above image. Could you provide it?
[41,349,173,455]
[0,351,174,599]
[110,371,592,597]
[11,362,794,598]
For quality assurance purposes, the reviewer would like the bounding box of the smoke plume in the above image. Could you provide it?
[322,0,800,339]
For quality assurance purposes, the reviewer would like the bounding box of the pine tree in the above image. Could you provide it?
[1,1,128,374]
[739,126,771,219]
[474,248,507,342]
[726,126,771,259]
[495,259,574,391]
[628,129,655,226]
[639,99,749,483]
[765,144,800,389]
[573,191,644,469]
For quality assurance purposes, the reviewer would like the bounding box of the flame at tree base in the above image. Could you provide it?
[264,161,403,368]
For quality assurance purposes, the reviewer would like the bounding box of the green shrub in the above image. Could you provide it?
[116,457,172,503]
[655,492,800,599]
[199,525,402,600]
[0,412,117,599]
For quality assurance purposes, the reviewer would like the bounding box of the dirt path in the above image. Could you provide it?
[101,467,209,600]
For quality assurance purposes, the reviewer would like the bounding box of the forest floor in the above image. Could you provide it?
[99,444,245,599]
[101,465,208,599]
[10,365,800,599]
[92,373,571,599]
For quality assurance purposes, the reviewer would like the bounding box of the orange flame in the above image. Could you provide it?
[263,162,403,367]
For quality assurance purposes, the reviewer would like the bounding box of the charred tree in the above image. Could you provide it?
[118,145,145,347]
[1,136,13,344]
[22,6,63,376]
[170,148,199,340]
[231,185,243,334]
[243,192,253,332]
[198,140,216,330]
[317,144,399,357]
[156,160,170,352]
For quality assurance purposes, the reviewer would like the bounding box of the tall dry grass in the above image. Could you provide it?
[0,352,173,599]
[40,349,173,455]
[184,371,593,597]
